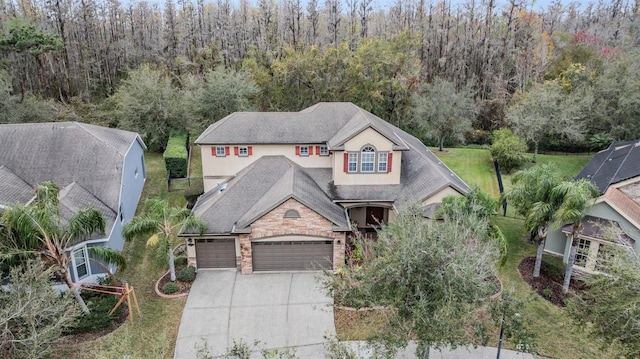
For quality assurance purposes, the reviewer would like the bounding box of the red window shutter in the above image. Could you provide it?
[343,153,349,172]
[387,153,393,173]
[211,147,216,156]
[225,146,230,156]
[295,146,300,155]
[309,146,314,155]
[316,146,321,155]
[234,146,239,156]
[248,146,253,155]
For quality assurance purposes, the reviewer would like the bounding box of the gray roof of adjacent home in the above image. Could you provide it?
[576,140,640,194]
[195,102,410,150]
[0,122,144,236]
[183,156,350,235]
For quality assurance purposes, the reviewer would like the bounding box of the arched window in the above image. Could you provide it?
[361,146,375,172]
[284,209,301,218]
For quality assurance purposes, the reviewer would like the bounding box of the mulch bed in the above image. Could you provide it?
[157,265,193,295]
[518,256,586,307]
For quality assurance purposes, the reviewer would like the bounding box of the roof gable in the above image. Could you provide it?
[186,156,349,234]
[577,140,640,194]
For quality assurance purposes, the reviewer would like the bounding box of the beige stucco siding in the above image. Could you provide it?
[201,144,332,191]
[422,186,463,206]
[333,128,401,185]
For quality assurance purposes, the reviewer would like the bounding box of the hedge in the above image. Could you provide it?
[164,131,189,178]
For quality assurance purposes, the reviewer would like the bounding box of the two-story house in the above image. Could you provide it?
[0,122,146,285]
[180,103,468,274]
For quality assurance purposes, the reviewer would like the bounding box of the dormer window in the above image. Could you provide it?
[319,146,329,156]
[300,146,309,156]
[361,146,375,172]
[343,146,392,173]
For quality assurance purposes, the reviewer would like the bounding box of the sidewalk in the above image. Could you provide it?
[244,341,538,358]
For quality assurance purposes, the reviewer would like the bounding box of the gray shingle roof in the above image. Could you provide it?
[0,166,34,206]
[185,156,349,235]
[195,102,409,149]
[0,122,143,232]
[189,103,469,232]
[58,182,117,241]
[576,140,640,194]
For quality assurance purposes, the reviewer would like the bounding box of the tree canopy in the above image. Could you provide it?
[323,209,500,358]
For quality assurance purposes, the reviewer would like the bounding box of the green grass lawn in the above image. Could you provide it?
[436,147,612,358]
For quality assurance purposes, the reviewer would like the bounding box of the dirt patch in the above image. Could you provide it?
[334,306,389,340]
[518,256,586,307]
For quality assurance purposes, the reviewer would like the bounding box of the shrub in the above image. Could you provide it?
[163,131,189,178]
[177,266,196,282]
[66,293,121,334]
[542,288,553,298]
[163,282,179,294]
[174,255,188,266]
[541,255,566,281]
[490,128,528,173]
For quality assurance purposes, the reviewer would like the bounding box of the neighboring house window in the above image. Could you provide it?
[234,146,252,157]
[140,155,146,178]
[134,168,139,179]
[74,247,89,279]
[319,146,329,156]
[576,238,591,267]
[378,152,388,172]
[300,146,309,156]
[119,205,124,223]
[361,146,375,172]
[284,209,300,218]
[348,153,358,172]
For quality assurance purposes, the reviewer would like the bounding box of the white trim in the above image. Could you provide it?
[543,249,564,257]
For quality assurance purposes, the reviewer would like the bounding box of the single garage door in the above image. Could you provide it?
[252,240,333,271]
[195,238,236,268]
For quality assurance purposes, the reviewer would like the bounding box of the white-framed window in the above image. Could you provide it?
[361,146,375,172]
[348,153,358,172]
[216,146,226,157]
[74,247,89,279]
[378,152,388,172]
[576,238,591,267]
[319,146,329,156]
[238,146,248,157]
[299,146,309,156]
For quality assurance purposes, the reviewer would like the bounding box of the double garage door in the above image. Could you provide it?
[252,240,333,271]
[196,238,333,271]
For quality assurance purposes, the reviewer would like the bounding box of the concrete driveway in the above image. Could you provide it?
[174,270,335,358]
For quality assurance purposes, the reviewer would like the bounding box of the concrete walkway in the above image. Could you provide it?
[174,270,334,358]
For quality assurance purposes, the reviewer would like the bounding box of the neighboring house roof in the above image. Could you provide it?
[185,156,349,235]
[561,215,635,246]
[0,122,145,239]
[577,140,640,194]
[195,102,409,150]
[602,185,640,229]
[0,166,33,206]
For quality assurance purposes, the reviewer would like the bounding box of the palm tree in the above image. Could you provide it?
[122,198,206,281]
[503,165,562,277]
[551,179,599,293]
[0,182,126,314]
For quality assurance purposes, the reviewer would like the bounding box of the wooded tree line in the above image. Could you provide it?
[0,0,639,152]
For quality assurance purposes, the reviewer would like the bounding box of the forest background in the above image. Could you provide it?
[0,0,638,153]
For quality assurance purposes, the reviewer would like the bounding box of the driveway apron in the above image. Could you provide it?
[174,270,335,358]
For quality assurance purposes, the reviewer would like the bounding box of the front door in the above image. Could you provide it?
[366,207,385,226]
